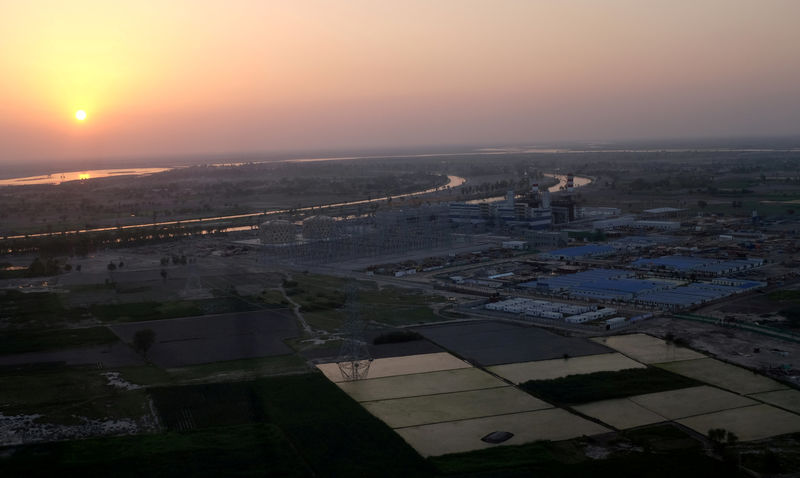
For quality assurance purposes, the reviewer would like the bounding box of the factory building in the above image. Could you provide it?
[592,216,680,231]
[577,207,622,218]
[302,215,340,240]
[259,220,296,244]
[521,267,765,311]
[538,244,616,260]
[448,185,553,228]
[631,256,764,276]
[526,231,569,248]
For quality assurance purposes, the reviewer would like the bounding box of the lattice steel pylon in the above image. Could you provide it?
[336,284,373,381]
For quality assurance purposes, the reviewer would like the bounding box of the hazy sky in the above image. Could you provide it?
[1,0,799,162]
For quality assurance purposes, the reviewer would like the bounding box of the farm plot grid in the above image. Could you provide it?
[316,352,608,456]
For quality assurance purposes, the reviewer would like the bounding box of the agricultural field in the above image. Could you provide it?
[749,389,800,414]
[415,321,609,366]
[488,352,645,384]
[318,352,608,457]
[362,387,551,429]
[574,398,666,430]
[0,326,120,356]
[1,374,433,477]
[591,333,705,364]
[110,309,299,367]
[428,424,744,477]
[285,273,448,333]
[679,404,800,442]
[656,357,787,395]
[336,367,506,402]
[396,409,608,457]
[628,386,757,420]
[316,352,469,382]
[519,367,701,405]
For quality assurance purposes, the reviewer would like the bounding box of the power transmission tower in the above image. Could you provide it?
[336,284,373,381]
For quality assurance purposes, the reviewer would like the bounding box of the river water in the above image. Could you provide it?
[464,173,591,204]
[0,175,466,240]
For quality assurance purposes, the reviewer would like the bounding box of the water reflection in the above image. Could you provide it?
[0,168,170,186]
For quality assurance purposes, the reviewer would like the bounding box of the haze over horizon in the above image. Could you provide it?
[1,0,799,163]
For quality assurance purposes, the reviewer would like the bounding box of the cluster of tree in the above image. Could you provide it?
[26,257,63,276]
[626,175,709,192]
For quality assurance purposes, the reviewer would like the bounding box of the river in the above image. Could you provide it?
[464,173,592,204]
[0,175,466,240]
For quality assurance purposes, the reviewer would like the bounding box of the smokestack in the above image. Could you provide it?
[567,173,574,193]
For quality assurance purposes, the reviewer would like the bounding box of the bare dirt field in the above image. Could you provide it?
[678,404,800,442]
[628,385,757,420]
[487,352,645,384]
[637,317,800,386]
[335,368,508,402]
[415,320,610,366]
[748,389,800,414]
[395,408,609,457]
[656,358,787,395]
[110,309,298,367]
[574,398,665,430]
[316,352,469,383]
[591,333,705,364]
[361,387,551,428]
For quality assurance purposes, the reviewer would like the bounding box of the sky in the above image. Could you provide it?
[1,0,799,163]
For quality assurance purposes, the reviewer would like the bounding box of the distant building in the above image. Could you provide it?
[302,215,340,240]
[526,231,568,248]
[501,240,527,250]
[449,187,552,228]
[577,206,622,218]
[259,220,296,244]
[538,244,616,260]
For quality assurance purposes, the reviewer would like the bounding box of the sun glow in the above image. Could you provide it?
[75,110,87,121]
[79,173,91,180]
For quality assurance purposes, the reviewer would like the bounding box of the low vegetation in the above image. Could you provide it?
[768,290,800,302]
[0,363,150,424]
[0,290,85,328]
[284,273,446,332]
[373,330,423,345]
[520,368,701,405]
[430,425,744,477]
[0,326,118,355]
[0,423,310,478]
[1,372,431,476]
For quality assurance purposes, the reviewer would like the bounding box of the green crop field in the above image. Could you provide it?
[0,290,86,327]
[1,373,433,477]
[520,367,701,405]
[0,424,311,478]
[285,273,446,332]
[0,326,119,355]
[0,363,150,424]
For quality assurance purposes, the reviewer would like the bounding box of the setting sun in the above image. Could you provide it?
[75,110,87,121]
